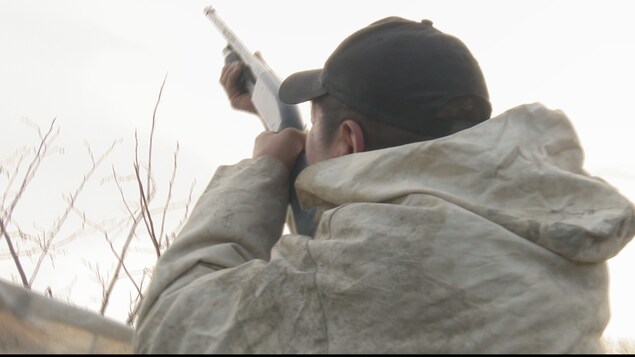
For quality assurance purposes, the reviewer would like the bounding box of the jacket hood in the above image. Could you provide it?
[296,103,635,263]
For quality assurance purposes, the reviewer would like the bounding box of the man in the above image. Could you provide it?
[133,17,635,353]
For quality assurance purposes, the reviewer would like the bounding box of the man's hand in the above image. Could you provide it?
[253,128,306,172]
[219,61,257,114]
[219,52,271,115]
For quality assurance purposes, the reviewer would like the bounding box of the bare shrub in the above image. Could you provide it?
[0,76,195,326]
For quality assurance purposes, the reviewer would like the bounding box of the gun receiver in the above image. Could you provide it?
[204,6,318,237]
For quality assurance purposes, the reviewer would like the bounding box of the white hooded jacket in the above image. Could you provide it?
[133,103,635,353]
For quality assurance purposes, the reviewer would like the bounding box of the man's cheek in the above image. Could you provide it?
[305,134,321,165]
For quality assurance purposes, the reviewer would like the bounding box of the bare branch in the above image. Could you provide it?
[146,73,168,202]
[158,142,180,248]
[50,207,129,252]
[1,118,58,223]
[99,213,143,316]
[28,140,117,286]
[111,165,137,218]
[1,148,28,212]
[0,118,58,288]
[134,161,160,258]
[87,261,109,307]
[101,231,142,298]
[0,219,29,287]
[98,163,148,316]
[126,270,148,326]
[133,132,160,258]
[84,140,96,166]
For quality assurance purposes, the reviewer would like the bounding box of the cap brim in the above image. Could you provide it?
[279,69,327,104]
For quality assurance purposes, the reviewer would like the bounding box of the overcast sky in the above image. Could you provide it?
[1,0,634,337]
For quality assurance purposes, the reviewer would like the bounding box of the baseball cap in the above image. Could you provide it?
[279,17,492,138]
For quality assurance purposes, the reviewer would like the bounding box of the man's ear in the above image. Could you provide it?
[331,119,365,157]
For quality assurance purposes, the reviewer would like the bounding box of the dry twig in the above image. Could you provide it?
[1,118,59,288]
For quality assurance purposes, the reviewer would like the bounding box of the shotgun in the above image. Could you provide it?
[204,6,318,237]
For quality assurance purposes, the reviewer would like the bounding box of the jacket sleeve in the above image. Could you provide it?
[133,156,290,351]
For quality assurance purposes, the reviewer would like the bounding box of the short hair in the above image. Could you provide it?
[313,94,490,151]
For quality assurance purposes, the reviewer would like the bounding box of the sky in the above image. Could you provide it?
[1,0,634,338]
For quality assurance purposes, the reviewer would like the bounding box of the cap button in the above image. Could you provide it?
[420,19,433,27]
